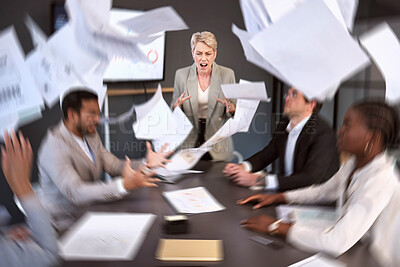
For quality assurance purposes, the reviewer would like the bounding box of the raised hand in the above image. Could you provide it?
[173,91,191,109]
[122,156,160,190]
[1,131,33,198]
[216,97,235,114]
[145,142,173,169]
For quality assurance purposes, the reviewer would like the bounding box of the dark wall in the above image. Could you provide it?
[0,0,273,182]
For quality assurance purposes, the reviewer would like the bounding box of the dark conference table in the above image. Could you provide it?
[62,161,379,267]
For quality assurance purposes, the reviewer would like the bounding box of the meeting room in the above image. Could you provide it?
[0,0,399,266]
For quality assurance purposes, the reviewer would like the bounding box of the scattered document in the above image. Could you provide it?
[16,106,43,128]
[155,239,223,261]
[261,0,347,30]
[276,205,337,232]
[239,0,271,34]
[66,0,149,63]
[133,85,178,140]
[48,23,102,77]
[221,80,269,102]
[288,253,346,267]
[0,112,18,140]
[359,22,400,103]
[233,99,260,133]
[239,0,357,32]
[336,0,358,31]
[152,106,193,152]
[0,27,43,118]
[24,15,47,47]
[0,106,43,141]
[163,187,225,214]
[201,98,260,148]
[154,167,203,183]
[163,80,261,171]
[103,8,166,81]
[248,0,370,100]
[165,147,211,171]
[119,6,188,37]
[232,24,288,84]
[59,212,156,260]
[26,45,81,107]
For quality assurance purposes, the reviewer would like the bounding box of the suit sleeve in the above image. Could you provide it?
[277,126,338,191]
[0,194,59,267]
[246,119,287,171]
[287,172,395,257]
[0,175,25,225]
[39,138,130,205]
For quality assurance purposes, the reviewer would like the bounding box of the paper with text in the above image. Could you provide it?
[119,6,188,37]
[59,212,156,260]
[165,147,211,171]
[163,187,225,214]
[0,27,43,120]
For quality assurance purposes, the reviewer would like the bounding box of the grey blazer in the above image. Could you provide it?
[171,62,236,161]
[37,121,142,231]
[0,194,59,267]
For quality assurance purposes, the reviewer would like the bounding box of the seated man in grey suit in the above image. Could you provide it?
[223,87,340,191]
[1,131,59,267]
[37,89,171,231]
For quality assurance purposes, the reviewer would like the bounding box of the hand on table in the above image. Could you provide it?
[237,193,286,209]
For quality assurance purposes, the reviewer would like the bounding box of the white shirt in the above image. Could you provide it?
[284,116,310,176]
[285,152,400,267]
[242,116,310,190]
[198,82,209,119]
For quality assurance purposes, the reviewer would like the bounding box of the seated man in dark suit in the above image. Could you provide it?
[223,87,339,191]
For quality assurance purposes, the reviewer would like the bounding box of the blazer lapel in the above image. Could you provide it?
[187,63,199,129]
[58,121,97,169]
[207,62,222,124]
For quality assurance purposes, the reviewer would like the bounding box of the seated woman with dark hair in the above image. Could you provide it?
[239,100,400,267]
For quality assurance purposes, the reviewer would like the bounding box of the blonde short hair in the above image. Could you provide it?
[190,31,217,51]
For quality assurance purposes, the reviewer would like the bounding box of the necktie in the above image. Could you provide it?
[84,138,96,165]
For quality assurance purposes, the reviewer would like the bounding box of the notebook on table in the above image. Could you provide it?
[155,239,223,261]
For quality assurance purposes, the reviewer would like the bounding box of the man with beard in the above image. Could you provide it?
[37,89,171,231]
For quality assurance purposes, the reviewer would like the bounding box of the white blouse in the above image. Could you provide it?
[285,152,400,267]
[197,82,209,119]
